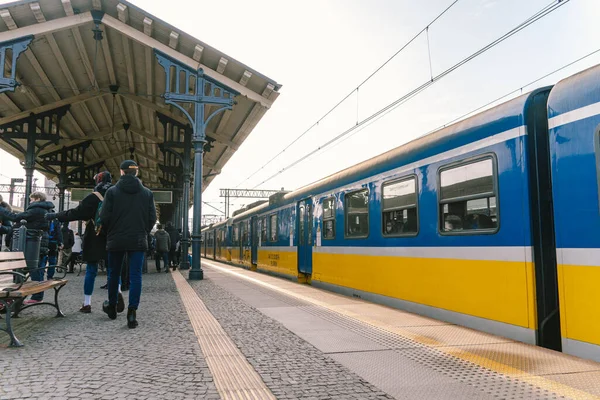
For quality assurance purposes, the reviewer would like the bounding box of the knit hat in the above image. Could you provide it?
[94,171,112,185]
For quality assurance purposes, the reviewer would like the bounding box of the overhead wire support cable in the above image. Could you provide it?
[327,46,600,157]
[252,0,571,188]
[235,0,461,188]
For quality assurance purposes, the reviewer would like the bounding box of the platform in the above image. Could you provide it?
[2,260,600,399]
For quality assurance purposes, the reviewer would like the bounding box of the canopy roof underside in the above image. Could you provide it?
[0,0,281,190]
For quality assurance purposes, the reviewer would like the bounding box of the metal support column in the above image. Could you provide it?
[180,132,191,270]
[57,183,66,212]
[39,142,90,212]
[155,50,238,280]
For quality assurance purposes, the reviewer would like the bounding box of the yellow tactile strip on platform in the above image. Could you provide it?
[173,270,276,400]
[203,260,600,400]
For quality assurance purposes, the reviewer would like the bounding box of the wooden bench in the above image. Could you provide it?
[0,252,68,347]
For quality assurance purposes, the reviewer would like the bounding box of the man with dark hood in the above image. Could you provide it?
[100,160,156,329]
[45,171,124,313]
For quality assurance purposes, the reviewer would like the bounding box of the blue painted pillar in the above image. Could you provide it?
[154,50,238,280]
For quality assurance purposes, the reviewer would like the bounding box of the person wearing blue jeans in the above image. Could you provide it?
[107,251,144,312]
[100,160,157,329]
[45,171,117,312]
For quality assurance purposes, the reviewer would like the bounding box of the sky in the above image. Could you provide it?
[0,0,599,218]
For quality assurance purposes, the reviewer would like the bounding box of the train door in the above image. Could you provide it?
[251,217,258,266]
[527,88,561,351]
[212,231,216,260]
[297,198,313,275]
[239,222,246,262]
[216,229,222,259]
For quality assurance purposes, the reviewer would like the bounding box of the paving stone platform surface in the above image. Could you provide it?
[0,269,217,400]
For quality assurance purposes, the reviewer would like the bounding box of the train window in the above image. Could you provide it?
[345,189,369,238]
[269,214,278,242]
[307,203,313,245]
[439,157,498,234]
[382,177,418,236]
[233,224,239,246]
[260,217,267,244]
[241,221,248,246]
[299,205,305,246]
[322,197,336,239]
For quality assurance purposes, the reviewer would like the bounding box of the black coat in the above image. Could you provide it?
[166,226,180,251]
[62,227,75,249]
[0,201,54,231]
[100,175,157,252]
[154,229,171,253]
[54,192,107,263]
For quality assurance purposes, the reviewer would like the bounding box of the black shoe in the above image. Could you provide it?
[100,283,108,290]
[156,268,161,273]
[165,268,169,273]
[102,300,117,320]
[117,293,125,313]
[127,307,138,329]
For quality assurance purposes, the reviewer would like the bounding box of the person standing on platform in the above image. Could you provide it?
[0,192,55,303]
[45,171,122,313]
[0,195,12,251]
[41,218,63,280]
[154,224,171,273]
[100,160,156,329]
[165,222,179,270]
[60,224,75,273]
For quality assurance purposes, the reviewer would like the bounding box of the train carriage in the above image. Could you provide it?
[201,63,600,361]
[548,64,600,360]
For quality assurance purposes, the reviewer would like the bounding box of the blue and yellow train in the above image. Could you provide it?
[202,63,600,362]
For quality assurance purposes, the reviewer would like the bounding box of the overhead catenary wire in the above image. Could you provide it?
[234,0,461,188]
[327,46,600,157]
[202,201,225,215]
[250,0,571,189]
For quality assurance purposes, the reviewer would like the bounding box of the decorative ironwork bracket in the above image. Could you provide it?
[154,50,239,142]
[0,35,33,94]
[66,161,104,187]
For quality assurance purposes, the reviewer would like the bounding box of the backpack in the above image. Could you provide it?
[91,192,104,235]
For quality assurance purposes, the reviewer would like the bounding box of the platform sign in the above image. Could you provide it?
[153,191,173,204]
[70,189,172,204]
[70,188,92,202]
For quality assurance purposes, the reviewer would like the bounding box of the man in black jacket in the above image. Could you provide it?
[165,222,180,270]
[100,160,156,328]
[46,171,124,313]
[0,192,55,303]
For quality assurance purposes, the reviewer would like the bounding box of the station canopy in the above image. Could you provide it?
[0,0,281,191]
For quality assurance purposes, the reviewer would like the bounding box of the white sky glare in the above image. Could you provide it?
[0,0,599,217]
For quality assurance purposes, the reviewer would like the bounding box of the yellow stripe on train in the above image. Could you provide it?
[558,264,600,346]
[256,249,297,277]
[312,253,537,330]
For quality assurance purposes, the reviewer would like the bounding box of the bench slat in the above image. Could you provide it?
[0,260,28,272]
[0,252,25,261]
[0,279,67,298]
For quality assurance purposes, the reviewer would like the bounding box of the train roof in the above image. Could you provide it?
[225,88,544,224]
[547,63,600,121]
